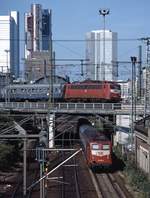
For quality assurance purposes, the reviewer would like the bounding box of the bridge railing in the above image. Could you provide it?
[54,103,122,111]
[0,102,148,114]
[0,102,121,110]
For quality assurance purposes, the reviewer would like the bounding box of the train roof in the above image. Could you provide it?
[69,80,120,85]
[3,83,62,89]
[79,124,108,141]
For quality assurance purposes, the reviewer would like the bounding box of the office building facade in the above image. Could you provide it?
[24,4,52,81]
[0,11,19,78]
[86,30,118,81]
[25,4,52,58]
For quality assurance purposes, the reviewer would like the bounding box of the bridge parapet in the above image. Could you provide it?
[0,102,148,115]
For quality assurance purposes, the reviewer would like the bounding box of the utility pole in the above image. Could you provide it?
[4,49,10,103]
[5,121,41,197]
[80,59,84,76]
[99,9,110,80]
[137,46,142,100]
[148,126,150,179]
[130,56,137,148]
[48,10,55,149]
[96,63,100,80]
[23,137,27,196]
[48,55,55,148]
[36,146,46,198]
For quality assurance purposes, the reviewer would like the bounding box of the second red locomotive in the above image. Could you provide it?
[79,124,112,169]
[64,80,121,102]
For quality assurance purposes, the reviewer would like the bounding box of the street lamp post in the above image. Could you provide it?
[99,9,110,80]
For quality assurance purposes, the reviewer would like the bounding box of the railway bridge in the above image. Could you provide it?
[0,102,148,115]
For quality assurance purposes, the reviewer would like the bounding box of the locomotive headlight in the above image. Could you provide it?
[110,89,120,94]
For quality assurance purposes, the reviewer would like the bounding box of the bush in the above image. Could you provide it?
[113,144,123,159]
[124,165,150,195]
[114,144,150,197]
[0,143,20,170]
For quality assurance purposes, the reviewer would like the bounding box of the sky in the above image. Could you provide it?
[1,0,150,80]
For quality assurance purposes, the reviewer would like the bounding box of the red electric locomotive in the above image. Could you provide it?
[79,124,112,169]
[64,80,121,102]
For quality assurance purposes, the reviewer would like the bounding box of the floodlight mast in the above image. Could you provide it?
[99,9,110,80]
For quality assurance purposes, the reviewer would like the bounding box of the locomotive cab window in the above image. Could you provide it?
[92,144,99,150]
[110,84,120,89]
[103,145,110,150]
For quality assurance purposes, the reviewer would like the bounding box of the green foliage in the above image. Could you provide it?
[0,143,20,170]
[124,161,150,197]
[95,122,104,132]
[113,144,123,159]
[114,144,150,197]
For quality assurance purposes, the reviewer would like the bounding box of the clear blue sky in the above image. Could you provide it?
[1,0,150,80]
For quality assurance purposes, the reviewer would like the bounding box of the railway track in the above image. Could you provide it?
[53,148,98,198]
[60,150,82,198]
[21,147,133,198]
[31,145,97,198]
[91,171,133,198]
[2,114,134,198]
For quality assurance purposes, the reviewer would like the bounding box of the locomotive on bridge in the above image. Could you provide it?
[64,80,121,102]
[0,79,121,102]
[79,124,112,169]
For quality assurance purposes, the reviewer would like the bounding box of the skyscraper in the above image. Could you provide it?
[86,30,118,81]
[24,4,53,81]
[25,4,52,58]
[0,11,19,78]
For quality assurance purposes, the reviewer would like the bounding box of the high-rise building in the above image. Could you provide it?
[0,11,19,78]
[86,30,118,81]
[25,4,52,58]
[24,4,52,82]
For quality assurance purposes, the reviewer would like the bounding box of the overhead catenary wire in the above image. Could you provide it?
[54,41,82,57]
[94,114,130,133]
[0,115,33,135]
[0,38,143,42]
